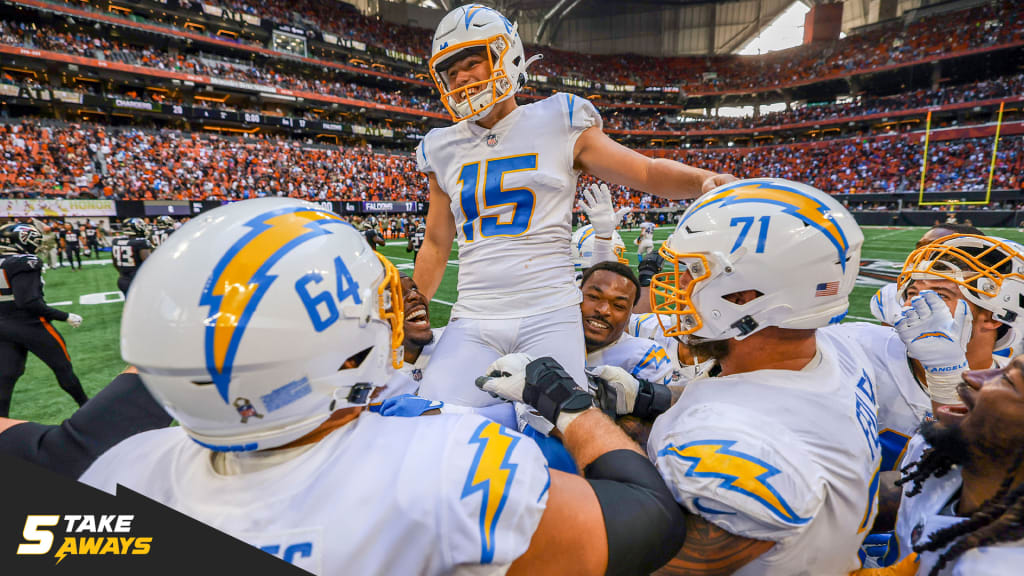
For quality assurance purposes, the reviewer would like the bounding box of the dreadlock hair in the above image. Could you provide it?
[911,447,1024,576]
[896,445,960,497]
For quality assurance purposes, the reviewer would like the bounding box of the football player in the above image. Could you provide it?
[398,272,443,384]
[414,4,735,406]
[893,359,1024,575]
[406,222,426,263]
[640,178,882,574]
[868,223,981,327]
[150,215,174,247]
[581,262,673,386]
[636,219,656,261]
[848,234,1024,566]
[59,222,82,270]
[83,219,101,259]
[111,217,153,296]
[78,198,687,575]
[0,223,86,417]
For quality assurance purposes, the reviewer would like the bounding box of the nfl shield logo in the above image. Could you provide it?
[412,368,423,382]
[486,134,499,147]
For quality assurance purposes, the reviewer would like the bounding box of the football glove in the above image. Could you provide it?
[578,183,629,239]
[895,290,972,405]
[476,355,593,433]
[371,394,443,417]
[65,313,83,328]
[588,365,672,420]
[869,283,903,326]
[637,252,666,288]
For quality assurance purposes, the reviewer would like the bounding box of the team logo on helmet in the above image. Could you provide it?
[679,180,851,271]
[233,397,263,423]
[199,206,349,404]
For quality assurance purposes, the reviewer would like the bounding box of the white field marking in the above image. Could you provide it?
[431,298,455,307]
[51,301,72,306]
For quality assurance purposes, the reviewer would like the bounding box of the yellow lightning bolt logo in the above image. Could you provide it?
[682,181,851,271]
[461,421,519,563]
[659,440,811,524]
[200,206,345,402]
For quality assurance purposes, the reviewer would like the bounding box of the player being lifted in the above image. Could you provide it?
[415,4,735,405]
[111,218,153,296]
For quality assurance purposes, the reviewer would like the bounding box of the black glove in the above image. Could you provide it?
[637,252,665,288]
[522,357,594,429]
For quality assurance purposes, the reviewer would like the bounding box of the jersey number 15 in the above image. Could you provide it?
[457,154,537,242]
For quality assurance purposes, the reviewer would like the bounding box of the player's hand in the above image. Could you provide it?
[588,366,639,415]
[477,356,593,433]
[869,285,903,326]
[578,183,630,239]
[701,173,738,194]
[475,353,533,402]
[895,290,972,404]
[588,366,672,420]
[371,394,443,417]
[66,313,83,328]
[637,252,666,288]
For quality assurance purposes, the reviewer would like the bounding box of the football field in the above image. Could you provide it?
[11,225,1024,424]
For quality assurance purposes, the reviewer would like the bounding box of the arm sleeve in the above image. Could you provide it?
[443,415,549,568]
[0,372,172,478]
[589,235,617,267]
[650,403,825,542]
[10,262,68,321]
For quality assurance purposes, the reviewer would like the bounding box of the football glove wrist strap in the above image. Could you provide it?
[522,357,593,434]
[633,379,672,420]
[925,367,968,405]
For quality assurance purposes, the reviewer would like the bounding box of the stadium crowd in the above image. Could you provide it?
[1,120,1020,203]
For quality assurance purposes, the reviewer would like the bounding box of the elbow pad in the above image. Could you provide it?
[585,449,687,576]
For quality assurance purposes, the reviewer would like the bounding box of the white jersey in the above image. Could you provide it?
[399,327,445,384]
[895,436,1024,575]
[831,322,1010,473]
[585,332,673,385]
[648,328,883,576]
[639,222,655,236]
[417,93,601,319]
[629,313,716,385]
[827,322,930,472]
[81,412,549,575]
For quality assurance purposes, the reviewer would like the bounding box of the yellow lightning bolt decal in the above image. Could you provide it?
[682,181,850,270]
[461,421,520,563]
[659,440,811,524]
[200,207,344,402]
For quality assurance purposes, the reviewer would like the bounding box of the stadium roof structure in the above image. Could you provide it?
[420,0,816,55]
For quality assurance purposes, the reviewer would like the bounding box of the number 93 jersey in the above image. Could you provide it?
[417,92,601,319]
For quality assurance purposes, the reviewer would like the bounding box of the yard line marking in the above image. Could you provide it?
[846,315,880,323]
[51,301,72,306]
[431,298,455,307]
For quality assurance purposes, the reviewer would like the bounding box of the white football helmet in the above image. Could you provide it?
[897,234,1024,339]
[651,178,863,341]
[122,198,404,452]
[571,224,629,270]
[429,4,536,123]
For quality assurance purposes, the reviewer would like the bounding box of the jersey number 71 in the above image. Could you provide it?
[457,154,537,241]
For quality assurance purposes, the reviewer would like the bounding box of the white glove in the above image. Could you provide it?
[475,353,534,403]
[587,365,640,415]
[895,290,972,405]
[578,183,630,239]
[869,283,903,326]
[65,313,83,328]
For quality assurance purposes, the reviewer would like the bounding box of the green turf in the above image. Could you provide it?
[11,225,1024,424]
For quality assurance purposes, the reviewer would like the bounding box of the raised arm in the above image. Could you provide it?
[412,173,457,301]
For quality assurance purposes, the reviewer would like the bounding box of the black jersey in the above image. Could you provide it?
[0,254,68,322]
[62,230,80,245]
[111,237,151,279]
[84,226,97,239]
[409,228,425,252]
